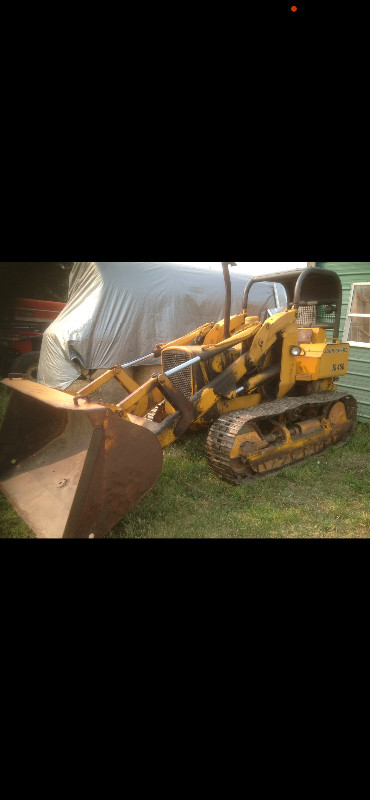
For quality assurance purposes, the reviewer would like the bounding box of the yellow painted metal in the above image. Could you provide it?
[246,407,352,472]
[117,376,164,417]
[210,354,228,374]
[75,369,115,396]
[309,328,327,344]
[202,322,225,345]
[249,310,298,366]
[112,367,141,395]
[296,342,350,381]
[203,313,253,345]
[199,360,210,389]
[158,323,214,350]
[200,393,263,426]
[156,392,264,448]
[222,399,353,479]
[203,319,262,351]
[156,425,178,449]
[230,427,264,460]
[184,354,262,432]
[1,378,103,409]
[277,320,299,398]
[75,367,140,398]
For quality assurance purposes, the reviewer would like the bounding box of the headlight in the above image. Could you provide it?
[290,346,302,357]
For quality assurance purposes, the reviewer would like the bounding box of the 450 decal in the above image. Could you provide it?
[332,363,346,372]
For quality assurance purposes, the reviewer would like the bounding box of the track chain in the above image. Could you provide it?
[206,391,357,485]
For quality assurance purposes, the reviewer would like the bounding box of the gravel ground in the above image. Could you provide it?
[67,370,129,405]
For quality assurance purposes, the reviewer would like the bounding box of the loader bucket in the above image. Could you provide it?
[0,379,163,538]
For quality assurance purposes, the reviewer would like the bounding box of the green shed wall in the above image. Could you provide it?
[317,262,370,422]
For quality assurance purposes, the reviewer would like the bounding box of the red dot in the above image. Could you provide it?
[291,5,297,10]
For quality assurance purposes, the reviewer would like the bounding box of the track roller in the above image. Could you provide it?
[206,392,357,485]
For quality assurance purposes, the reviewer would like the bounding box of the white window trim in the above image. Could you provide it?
[343,283,370,348]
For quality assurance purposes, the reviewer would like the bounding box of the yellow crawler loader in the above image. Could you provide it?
[0,263,357,538]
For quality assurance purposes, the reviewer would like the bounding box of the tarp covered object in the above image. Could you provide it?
[38,262,277,390]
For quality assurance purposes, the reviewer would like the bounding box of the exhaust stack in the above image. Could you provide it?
[221,262,237,339]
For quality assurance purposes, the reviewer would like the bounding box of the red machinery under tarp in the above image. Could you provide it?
[0,298,65,369]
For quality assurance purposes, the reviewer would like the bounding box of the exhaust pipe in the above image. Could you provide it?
[221,262,237,339]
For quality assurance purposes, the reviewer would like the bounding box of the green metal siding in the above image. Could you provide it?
[317,262,370,422]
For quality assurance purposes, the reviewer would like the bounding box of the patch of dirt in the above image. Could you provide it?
[67,370,129,405]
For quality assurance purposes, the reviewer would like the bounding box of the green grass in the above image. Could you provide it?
[0,383,369,539]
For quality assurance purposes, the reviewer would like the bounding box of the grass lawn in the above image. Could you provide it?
[0,383,369,539]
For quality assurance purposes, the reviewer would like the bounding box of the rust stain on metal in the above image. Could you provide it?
[0,392,163,539]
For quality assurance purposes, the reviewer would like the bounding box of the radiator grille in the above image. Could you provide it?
[298,306,317,326]
[162,350,193,398]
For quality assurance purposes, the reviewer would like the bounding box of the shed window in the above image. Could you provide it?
[344,284,370,347]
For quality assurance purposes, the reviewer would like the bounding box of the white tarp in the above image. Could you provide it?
[38,262,277,390]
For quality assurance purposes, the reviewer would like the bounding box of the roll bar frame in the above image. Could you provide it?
[243,267,343,339]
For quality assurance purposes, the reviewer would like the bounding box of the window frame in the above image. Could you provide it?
[343,282,370,348]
